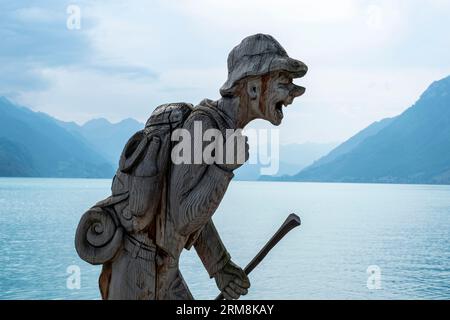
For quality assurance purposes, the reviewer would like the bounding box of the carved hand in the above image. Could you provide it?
[214,260,250,300]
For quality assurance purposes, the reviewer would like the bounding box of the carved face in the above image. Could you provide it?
[245,71,306,126]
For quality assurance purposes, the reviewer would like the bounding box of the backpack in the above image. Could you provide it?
[75,102,194,264]
[75,101,235,264]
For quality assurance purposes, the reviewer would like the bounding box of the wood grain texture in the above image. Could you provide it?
[74,34,307,300]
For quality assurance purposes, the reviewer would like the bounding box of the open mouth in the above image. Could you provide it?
[273,86,306,122]
[275,101,284,120]
[272,83,307,124]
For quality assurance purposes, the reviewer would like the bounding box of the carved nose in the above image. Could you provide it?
[290,84,305,98]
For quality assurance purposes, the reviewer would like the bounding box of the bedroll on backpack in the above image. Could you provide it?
[75,103,193,264]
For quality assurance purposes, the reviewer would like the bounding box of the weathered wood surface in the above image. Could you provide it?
[75,34,307,300]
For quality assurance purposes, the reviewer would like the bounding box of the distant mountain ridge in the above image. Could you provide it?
[291,75,450,184]
[243,142,338,181]
[0,97,115,178]
[307,117,395,170]
[0,97,335,180]
[4,72,450,184]
[58,117,143,166]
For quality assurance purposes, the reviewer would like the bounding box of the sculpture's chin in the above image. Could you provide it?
[269,116,282,126]
[269,101,284,126]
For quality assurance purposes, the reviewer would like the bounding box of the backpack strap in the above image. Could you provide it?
[119,131,149,173]
[191,99,235,135]
[119,103,194,173]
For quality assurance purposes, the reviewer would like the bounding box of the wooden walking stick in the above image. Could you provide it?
[215,213,301,300]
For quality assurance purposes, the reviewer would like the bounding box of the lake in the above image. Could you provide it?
[0,178,449,300]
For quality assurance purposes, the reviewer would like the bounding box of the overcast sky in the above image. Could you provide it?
[2,0,450,144]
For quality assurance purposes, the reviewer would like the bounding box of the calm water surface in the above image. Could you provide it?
[0,178,449,299]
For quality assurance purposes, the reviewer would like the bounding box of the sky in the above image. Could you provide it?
[1,0,450,144]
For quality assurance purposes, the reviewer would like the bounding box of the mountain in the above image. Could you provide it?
[307,117,395,170]
[235,142,338,181]
[278,142,339,173]
[0,97,114,178]
[0,137,35,177]
[293,75,450,184]
[58,117,143,166]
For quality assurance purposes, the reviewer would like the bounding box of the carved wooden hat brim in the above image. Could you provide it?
[220,33,308,95]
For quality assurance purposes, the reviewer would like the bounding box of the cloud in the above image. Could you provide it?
[16,65,225,124]
[2,0,450,143]
[274,66,450,144]
[172,0,359,26]
[0,2,89,95]
[0,2,93,64]
[0,1,157,97]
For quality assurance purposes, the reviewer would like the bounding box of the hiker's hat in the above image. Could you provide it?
[220,34,308,96]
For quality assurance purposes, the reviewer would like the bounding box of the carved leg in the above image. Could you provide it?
[106,244,157,300]
[162,270,194,300]
[99,262,112,299]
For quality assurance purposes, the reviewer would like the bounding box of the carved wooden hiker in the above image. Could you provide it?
[75,34,308,300]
